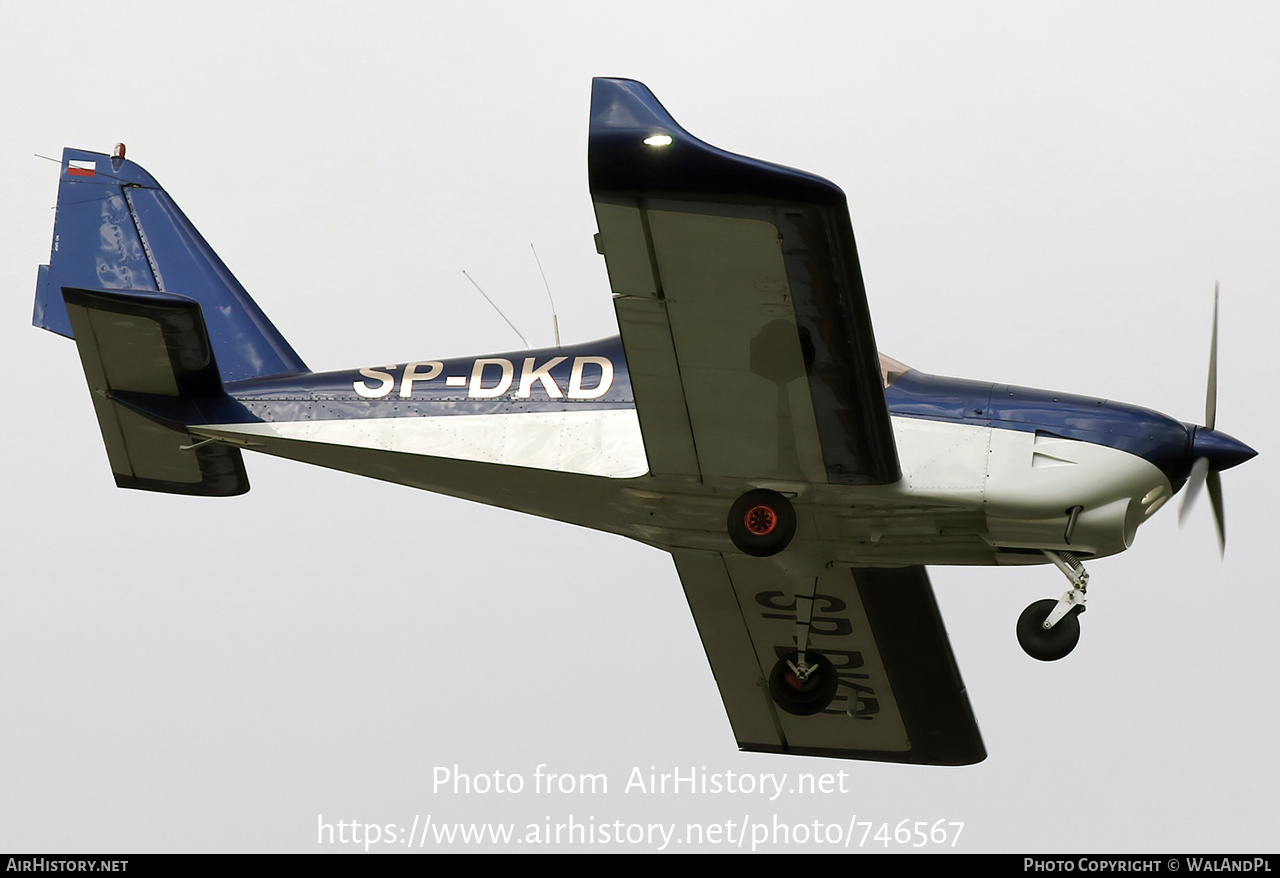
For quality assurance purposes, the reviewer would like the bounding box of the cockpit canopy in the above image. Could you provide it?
[879,353,910,388]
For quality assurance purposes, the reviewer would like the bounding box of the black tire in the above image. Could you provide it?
[1016,599,1083,661]
[727,489,796,557]
[769,652,839,716]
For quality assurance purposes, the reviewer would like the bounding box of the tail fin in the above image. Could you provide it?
[34,147,307,382]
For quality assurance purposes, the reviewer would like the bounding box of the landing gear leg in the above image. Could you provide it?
[769,652,838,716]
[768,566,838,716]
[1017,550,1089,661]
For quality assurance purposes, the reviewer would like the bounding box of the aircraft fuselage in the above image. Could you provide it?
[133,336,1251,569]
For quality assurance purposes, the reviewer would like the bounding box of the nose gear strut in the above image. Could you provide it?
[1016,550,1089,661]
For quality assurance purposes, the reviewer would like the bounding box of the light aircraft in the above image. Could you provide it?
[33,78,1256,765]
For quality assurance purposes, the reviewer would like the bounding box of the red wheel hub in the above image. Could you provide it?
[744,505,778,536]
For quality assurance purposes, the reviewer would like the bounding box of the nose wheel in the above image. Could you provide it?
[1017,600,1084,661]
[1017,550,1089,661]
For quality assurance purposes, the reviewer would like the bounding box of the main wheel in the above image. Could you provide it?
[769,652,838,716]
[1016,599,1083,661]
[727,489,796,557]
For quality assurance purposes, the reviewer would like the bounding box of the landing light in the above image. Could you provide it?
[643,134,673,147]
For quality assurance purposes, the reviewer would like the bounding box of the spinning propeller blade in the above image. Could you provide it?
[1179,283,1245,555]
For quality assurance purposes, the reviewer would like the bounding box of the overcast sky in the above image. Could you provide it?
[2,1,1277,853]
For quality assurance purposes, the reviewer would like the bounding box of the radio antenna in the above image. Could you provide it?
[462,270,529,349]
[531,244,561,348]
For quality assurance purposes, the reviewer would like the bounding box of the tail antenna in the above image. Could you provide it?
[462,270,529,349]
[531,244,561,349]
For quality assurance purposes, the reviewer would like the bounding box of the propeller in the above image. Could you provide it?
[1178,283,1251,554]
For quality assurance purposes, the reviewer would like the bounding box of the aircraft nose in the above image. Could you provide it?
[1190,427,1257,472]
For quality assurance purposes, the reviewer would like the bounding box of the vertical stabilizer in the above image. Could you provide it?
[35,148,308,382]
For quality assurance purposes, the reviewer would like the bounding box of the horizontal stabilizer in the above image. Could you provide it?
[62,287,248,496]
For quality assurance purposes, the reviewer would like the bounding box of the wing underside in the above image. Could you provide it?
[589,78,899,487]
[673,554,985,765]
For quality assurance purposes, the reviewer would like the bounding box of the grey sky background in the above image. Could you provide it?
[2,1,1277,853]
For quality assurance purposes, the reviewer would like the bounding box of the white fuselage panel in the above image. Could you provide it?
[199,409,650,479]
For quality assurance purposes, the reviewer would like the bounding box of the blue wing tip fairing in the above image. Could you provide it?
[589,77,847,207]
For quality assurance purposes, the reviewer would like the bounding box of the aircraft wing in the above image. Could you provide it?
[590,80,980,763]
[674,552,985,764]
[589,78,899,485]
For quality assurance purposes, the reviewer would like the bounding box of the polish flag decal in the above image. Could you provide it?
[67,160,96,177]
